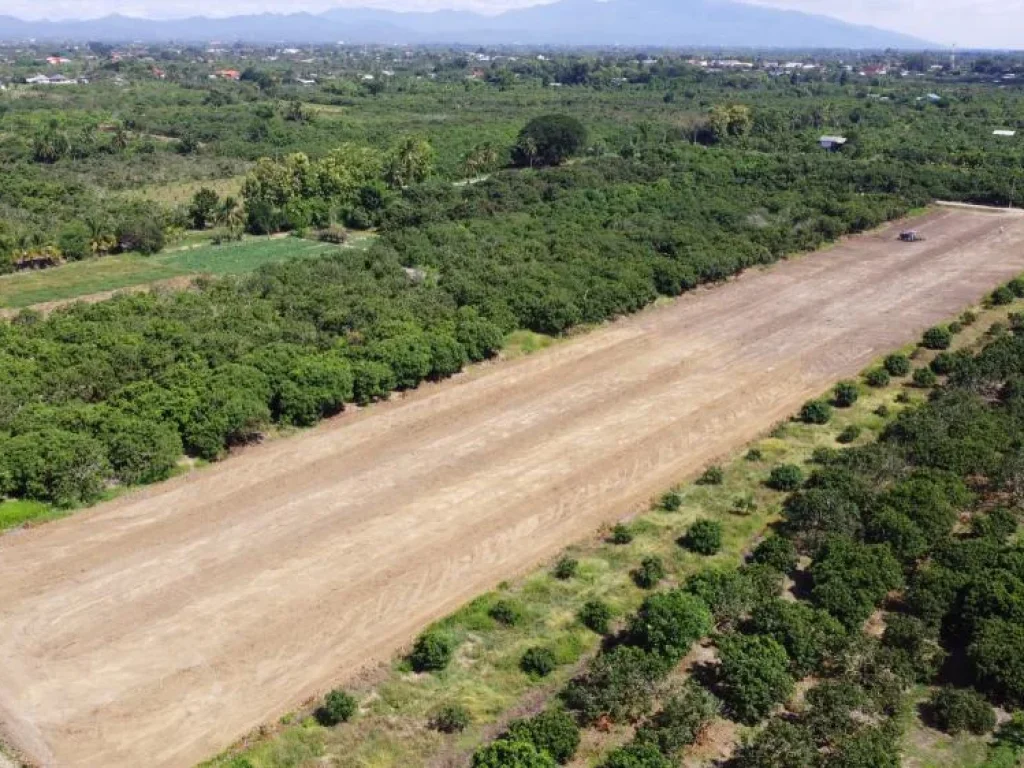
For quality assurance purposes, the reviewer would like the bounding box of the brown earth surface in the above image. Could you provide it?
[3,207,1024,768]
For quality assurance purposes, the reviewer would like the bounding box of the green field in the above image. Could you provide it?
[0,235,371,310]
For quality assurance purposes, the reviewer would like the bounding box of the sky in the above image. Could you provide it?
[1,0,1023,48]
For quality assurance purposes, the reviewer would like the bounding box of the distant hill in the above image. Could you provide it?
[0,0,933,48]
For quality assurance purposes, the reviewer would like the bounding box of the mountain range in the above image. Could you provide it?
[0,0,933,48]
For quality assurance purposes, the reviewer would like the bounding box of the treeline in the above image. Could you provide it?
[438,299,1024,768]
[0,147,909,507]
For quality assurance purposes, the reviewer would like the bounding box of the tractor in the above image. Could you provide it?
[899,230,922,242]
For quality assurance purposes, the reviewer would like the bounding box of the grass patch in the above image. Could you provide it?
[0,236,362,309]
[0,499,62,530]
[502,330,557,358]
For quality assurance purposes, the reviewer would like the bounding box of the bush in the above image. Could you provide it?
[930,352,956,375]
[660,490,683,511]
[506,708,580,764]
[697,465,724,485]
[884,354,912,377]
[991,286,1015,306]
[610,523,634,544]
[767,464,804,492]
[431,703,471,733]
[633,556,666,589]
[731,718,817,768]
[837,425,862,444]
[800,400,833,425]
[579,599,613,635]
[833,381,860,408]
[553,556,578,580]
[601,743,672,768]
[745,447,764,462]
[1009,278,1024,298]
[927,686,996,735]
[562,646,665,725]
[715,633,794,725]
[865,368,891,388]
[521,646,558,678]
[683,519,723,555]
[117,211,166,254]
[316,689,356,726]
[410,629,456,672]
[912,367,938,388]
[809,538,903,630]
[875,404,890,417]
[628,590,713,662]
[57,220,92,260]
[472,739,557,768]
[634,682,721,757]
[922,326,952,350]
[490,599,525,626]
[751,536,798,573]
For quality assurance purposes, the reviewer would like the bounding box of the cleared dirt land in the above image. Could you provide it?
[3,207,1024,768]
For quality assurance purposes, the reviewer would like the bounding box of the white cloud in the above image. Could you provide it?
[1,0,1022,48]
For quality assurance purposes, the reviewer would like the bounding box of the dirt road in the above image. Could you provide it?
[3,208,1024,768]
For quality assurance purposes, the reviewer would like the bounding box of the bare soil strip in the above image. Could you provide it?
[3,209,1024,768]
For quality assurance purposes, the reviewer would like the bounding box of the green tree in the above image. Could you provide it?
[628,590,713,662]
[410,629,456,673]
[472,739,557,768]
[683,519,723,555]
[316,689,356,726]
[513,115,588,167]
[188,187,221,230]
[927,686,996,735]
[715,633,794,725]
[506,708,580,764]
[385,137,434,189]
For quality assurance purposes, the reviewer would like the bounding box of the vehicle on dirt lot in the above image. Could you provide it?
[899,230,923,242]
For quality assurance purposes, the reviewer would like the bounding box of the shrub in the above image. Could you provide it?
[553,556,578,580]
[929,352,956,375]
[490,599,525,626]
[800,400,833,425]
[961,309,979,326]
[579,599,613,635]
[410,629,455,672]
[628,590,713,662]
[634,682,721,757]
[731,719,817,768]
[968,618,1024,707]
[506,708,580,764]
[57,220,92,260]
[633,556,666,589]
[683,519,723,555]
[837,425,862,444]
[927,686,996,735]
[875,404,891,417]
[610,523,634,545]
[865,368,891,388]
[1010,278,1024,298]
[992,286,1015,306]
[745,447,764,462]
[912,367,938,388]
[472,739,557,768]
[601,743,672,768]
[316,689,356,726]
[833,381,860,408]
[751,536,798,573]
[562,646,665,724]
[0,429,110,507]
[884,354,912,377]
[660,490,683,511]
[767,464,804,492]
[715,634,794,725]
[431,703,471,733]
[316,224,348,244]
[521,646,558,677]
[922,326,952,350]
[809,538,903,630]
[117,211,166,254]
[697,465,724,485]
[948,320,964,335]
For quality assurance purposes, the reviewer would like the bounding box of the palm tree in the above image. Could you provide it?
[385,137,434,189]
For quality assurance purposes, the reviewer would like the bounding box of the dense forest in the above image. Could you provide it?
[448,304,1024,768]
